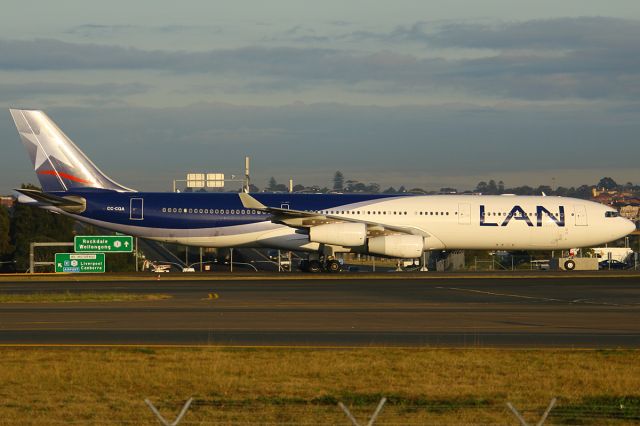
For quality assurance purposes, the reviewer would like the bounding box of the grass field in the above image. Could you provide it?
[0,292,171,303]
[0,347,638,425]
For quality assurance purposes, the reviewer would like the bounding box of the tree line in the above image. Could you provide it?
[2,176,635,271]
[0,184,75,272]
[0,184,136,273]
[263,173,638,198]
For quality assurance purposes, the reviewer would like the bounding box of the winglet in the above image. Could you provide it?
[239,192,267,210]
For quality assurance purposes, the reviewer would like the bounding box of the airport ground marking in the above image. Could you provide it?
[436,286,624,306]
[145,397,192,426]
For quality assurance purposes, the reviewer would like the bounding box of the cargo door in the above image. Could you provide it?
[130,198,144,220]
[574,205,587,226]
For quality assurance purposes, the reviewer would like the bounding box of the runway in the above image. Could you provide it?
[1,274,639,347]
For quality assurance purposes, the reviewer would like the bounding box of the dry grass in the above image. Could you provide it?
[0,292,171,303]
[0,347,638,424]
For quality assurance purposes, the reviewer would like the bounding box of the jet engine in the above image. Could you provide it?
[368,234,424,258]
[309,223,367,247]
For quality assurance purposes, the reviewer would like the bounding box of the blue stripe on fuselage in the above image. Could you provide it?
[52,191,402,229]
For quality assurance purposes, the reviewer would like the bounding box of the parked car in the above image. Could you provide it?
[598,259,628,270]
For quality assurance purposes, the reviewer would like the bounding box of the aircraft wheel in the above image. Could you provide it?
[326,259,342,273]
[564,259,576,271]
[308,260,322,273]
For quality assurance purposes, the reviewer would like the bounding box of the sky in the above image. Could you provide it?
[1,0,640,193]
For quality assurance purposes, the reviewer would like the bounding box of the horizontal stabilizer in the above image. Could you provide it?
[15,188,86,213]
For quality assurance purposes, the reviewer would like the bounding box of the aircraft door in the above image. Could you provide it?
[130,198,144,220]
[573,205,587,226]
[458,203,471,224]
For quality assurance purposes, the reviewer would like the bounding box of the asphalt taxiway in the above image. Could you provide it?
[1,274,639,347]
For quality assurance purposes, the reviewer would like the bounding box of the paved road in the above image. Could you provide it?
[0,275,639,347]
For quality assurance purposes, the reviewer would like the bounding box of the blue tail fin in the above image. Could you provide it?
[10,109,134,193]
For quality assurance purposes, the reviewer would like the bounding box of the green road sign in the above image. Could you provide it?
[55,253,105,273]
[74,235,133,253]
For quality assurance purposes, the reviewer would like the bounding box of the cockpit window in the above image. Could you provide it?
[605,211,620,218]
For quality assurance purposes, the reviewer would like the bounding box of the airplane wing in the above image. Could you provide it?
[239,193,429,237]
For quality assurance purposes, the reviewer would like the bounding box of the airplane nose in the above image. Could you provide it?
[622,218,636,236]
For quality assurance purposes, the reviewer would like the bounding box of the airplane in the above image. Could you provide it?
[9,108,636,272]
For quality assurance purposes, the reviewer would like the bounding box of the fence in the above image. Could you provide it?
[473,255,552,271]
[143,395,638,425]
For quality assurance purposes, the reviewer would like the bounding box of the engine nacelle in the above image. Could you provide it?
[309,223,367,247]
[368,235,424,258]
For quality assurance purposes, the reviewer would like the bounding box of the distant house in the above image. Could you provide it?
[620,205,640,221]
[0,196,15,209]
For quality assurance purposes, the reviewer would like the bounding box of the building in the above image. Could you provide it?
[620,205,640,221]
[0,196,15,209]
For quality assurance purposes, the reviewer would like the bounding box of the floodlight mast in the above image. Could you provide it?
[244,156,250,193]
[171,156,251,192]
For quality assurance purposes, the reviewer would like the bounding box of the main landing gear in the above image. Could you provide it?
[298,258,342,273]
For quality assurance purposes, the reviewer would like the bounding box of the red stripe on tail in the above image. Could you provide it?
[38,170,92,184]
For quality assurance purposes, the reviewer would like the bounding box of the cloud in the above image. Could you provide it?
[0,82,148,102]
[1,102,638,193]
[1,16,640,101]
[65,24,222,38]
[418,17,640,50]
[0,38,342,74]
